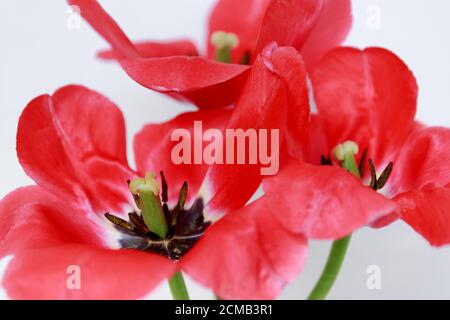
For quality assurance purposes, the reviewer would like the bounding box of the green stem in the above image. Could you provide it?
[308,235,352,300]
[169,272,190,300]
[308,145,360,300]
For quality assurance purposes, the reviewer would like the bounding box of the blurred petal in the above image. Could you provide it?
[68,0,139,59]
[300,0,352,71]
[311,47,418,167]
[3,244,175,300]
[0,186,102,257]
[395,184,450,247]
[121,56,250,108]
[385,127,450,245]
[262,161,397,239]
[270,47,310,160]
[134,109,232,204]
[207,0,271,63]
[254,0,323,60]
[302,115,331,165]
[182,199,307,300]
[390,127,450,195]
[17,85,134,213]
[98,39,198,60]
[205,45,309,213]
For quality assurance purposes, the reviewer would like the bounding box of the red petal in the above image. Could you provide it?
[254,0,323,60]
[205,45,309,213]
[98,39,198,60]
[3,245,175,299]
[182,199,308,300]
[207,0,271,63]
[395,184,450,247]
[17,85,134,213]
[383,127,450,245]
[68,0,139,59]
[121,57,250,109]
[311,47,418,167]
[0,186,103,257]
[134,109,232,204]
[302,115,331,165]
[270,46,310,160]
[300,0,352,71]
[262,161,396,239]
[389,127,450,196]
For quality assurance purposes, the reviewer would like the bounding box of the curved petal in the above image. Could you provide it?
[121,56,250,109]
[389,127,450,195]
[182,199,308,300]
[395,184,450,247]
[262,160,396,239]
[98,39,199,60]
[0,186,103,257]
[3,244,176,300]
[17,85,134,213]
[311,47,418,167]
[0,186,176,299]
[270,47,310,160]
[134,109,232,204]
[253,0,323,60]
[207,0,271,63]
[68,0,139,59]
[385,127,450,245]
[204,45,309,214]
[300,0,352,71]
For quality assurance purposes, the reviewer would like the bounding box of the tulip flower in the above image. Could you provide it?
[69,0,352,108]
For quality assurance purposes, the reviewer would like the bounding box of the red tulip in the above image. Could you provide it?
[0,85,307,299]
[302,47,450,246]
[69,0,352,108]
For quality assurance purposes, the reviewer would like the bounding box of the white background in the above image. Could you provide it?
[0,0,449,299]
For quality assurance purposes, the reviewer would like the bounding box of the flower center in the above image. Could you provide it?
[210,30,241,63]
[325,141,394,191]
[105,172,210,261]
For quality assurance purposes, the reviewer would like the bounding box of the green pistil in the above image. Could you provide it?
[129,172,168,239]
[211,31,239,63]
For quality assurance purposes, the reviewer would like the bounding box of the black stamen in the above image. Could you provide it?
[160,171,168,204]
[368,159,378,190]
[240,52,250,65]
[377,162,394,190]
[320,155,333,166]
[128,212,149,234]
[171,182,188,226]
[359,148,368,177]
[105,213,134,232]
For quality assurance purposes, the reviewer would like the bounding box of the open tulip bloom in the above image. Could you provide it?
[0,0,449,300]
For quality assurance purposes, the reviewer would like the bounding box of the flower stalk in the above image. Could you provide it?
[169,272,190,300]
[308,141,360,300]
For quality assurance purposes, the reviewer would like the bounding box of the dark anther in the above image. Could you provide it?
[171,182,188,226]
[368,159,394,191]
[240,52,250,65]
[174,198,207,236]
[368,159,378,190]
[160,171,168,204]
[105,213,134,232]
[107,177,209,261]
[320,155,333,166]
[377,162,394,190]
[359,148,368,177]
[128,211,149,234]
[127,180,141,209]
